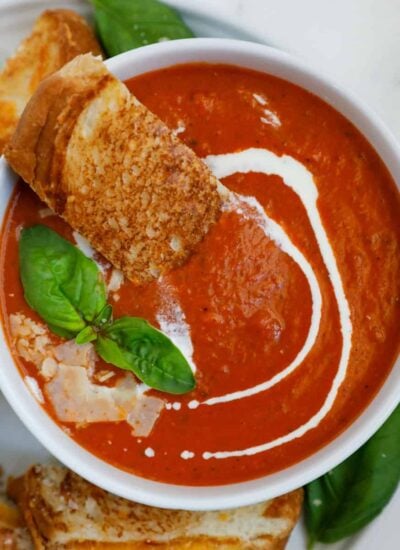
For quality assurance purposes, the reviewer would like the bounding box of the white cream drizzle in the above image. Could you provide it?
[261,109,281,128]
[156,278,196,374]
[189,148,353,459]
[148,148,351,459]
[253,93,268,106]
[188,190,322,409]
[25,376,44,404]
[144,447,155,458]
[181,450,195,460]
[73,231,95,259]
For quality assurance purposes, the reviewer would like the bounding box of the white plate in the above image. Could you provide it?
[0,1,398,548]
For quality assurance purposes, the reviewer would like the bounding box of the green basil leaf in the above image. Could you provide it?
[96,316,195,394]
[76,325,98,345]
[19,225,107,336]
[92,0,194,57]
[47,324,77,340]
[96,334,133,369]
[305,405,400,547]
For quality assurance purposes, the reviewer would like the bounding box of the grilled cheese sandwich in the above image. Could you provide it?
[0,9,101,154]
[8,465,302,549]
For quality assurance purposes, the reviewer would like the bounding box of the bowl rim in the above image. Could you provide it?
[0,37,399,511]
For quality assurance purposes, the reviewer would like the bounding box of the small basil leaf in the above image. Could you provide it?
[76,326,98,345]
[96,316,195,394]
[305,405,400,547]
[92,0,194,57]
[94,304,113,328]
[19,225,107,336]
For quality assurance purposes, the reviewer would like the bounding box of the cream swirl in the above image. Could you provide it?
[162,148,352,459]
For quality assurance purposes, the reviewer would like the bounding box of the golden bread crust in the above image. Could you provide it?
[0,9,102,154]
[0,498,33,549]
[6,54,222,284]
[8,465,303,549]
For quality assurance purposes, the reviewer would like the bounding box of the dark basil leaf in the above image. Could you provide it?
[19,225,107,336]
[92,0,194,57]
[305,405,400,547]
[76,326,98,344]
[94,304,113,328]
[96,316,195,394]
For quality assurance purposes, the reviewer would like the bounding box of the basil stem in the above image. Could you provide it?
[76,326,98,345]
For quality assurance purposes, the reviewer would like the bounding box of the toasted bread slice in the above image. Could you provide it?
[0,497,33,549]
[0,9,101,154]
[5,54,222,284]
[8,465,302,549]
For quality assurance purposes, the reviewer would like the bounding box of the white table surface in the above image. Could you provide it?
[0,1,399,548]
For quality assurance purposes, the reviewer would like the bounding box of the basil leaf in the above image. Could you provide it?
[19,225,107,336]
[305,405,400,547]
[96,334,132,368]
[96,316,195,394]
[76,326,98,344]
[47,324,77,340]
[92,0,194,57]
[94,304,113,328]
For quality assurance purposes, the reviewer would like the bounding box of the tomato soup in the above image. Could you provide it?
[1,64,399,486]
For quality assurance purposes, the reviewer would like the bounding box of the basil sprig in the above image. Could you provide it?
[19,225,195,395]
[92,0,194,58]
[305,404,400,548]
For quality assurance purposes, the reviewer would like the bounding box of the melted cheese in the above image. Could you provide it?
[45,365,136,423]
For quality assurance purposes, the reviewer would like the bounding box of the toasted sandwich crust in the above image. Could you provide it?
[0,9,102,154]
[6,54,222,284]
[8,465,302,550]
[0,498,33,549]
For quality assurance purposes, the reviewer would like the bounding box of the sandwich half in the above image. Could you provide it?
[5,54,222,284]
[0,496,33,549]
[8,465,303,549]
[0,9,101,154]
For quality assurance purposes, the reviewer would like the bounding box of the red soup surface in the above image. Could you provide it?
[1,64,400,486]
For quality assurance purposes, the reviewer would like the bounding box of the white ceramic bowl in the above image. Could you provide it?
[0,38,399,511]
